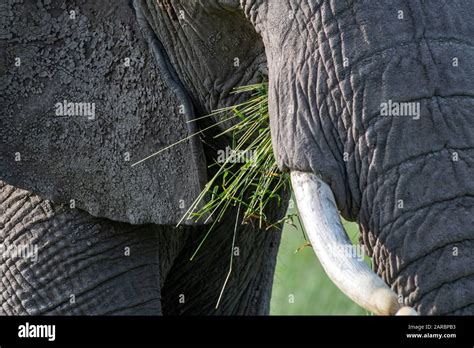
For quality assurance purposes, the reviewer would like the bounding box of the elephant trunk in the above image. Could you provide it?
[358,156,474,315]
[243,1,474,314]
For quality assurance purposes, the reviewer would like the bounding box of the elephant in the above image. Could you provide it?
[1,0,473,316]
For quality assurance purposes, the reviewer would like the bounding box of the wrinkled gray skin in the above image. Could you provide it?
[1,0,473,315]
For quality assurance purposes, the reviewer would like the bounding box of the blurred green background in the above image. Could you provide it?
[270,203,369,315]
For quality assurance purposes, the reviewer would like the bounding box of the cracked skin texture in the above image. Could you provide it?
[1,0,207,225]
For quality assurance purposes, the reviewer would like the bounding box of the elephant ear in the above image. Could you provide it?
[0,0,207,225]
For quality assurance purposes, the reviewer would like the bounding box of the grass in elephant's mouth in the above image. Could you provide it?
[132,82,288,239]
[181,83,290,259]
[183,82,291,308]
[133,82,290,308]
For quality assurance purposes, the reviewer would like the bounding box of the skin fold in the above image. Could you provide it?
[0,181,282,315]
[1,0,473,315]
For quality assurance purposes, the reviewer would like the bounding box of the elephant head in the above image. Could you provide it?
[1,0,473,315]
[134,0,474,315]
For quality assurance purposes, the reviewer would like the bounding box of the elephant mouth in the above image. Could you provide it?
[290,171,417,316]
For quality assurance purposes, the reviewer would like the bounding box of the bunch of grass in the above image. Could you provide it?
[180,83,289,259]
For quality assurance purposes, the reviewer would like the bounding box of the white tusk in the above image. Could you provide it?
[396,306,419,316]
[291,171,416,315]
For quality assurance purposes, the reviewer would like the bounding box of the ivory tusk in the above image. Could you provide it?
[396,306,419,316]
[290,171,417,315]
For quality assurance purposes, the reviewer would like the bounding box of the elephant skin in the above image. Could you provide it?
[1,0,473,315]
